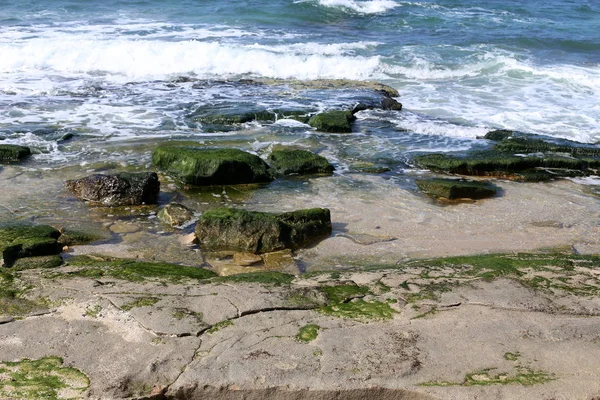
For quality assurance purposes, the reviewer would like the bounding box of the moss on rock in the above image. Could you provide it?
[152,145,273,185]
[308,110,355,133]
[0,144,31,163]
[63,255,217,282]
[12,255,63,270]
[268,149,334,176]
[0,225,61,267]
[415,178,498,200]
[195,207,331,254]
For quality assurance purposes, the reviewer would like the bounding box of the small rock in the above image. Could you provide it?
[157,203,194,228]
[381,98,403,111]
[308,110,355,133]
[233,252,263,266]
[268,149,334,176]
[0,144,31,163]
[262,249,296,269]
[415,178,498,200]
[66,172,160,206]
[179,233,198,246]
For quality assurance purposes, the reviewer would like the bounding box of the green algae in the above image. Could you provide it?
[0,356,89,400]
[206,320,233,334]
[215,271,295,286]
[0,224,61,267]
[12,255,63,270]
[308,110,354,133]
[420,367,554,387]
[319,284,370,303]
[121,297,160,311]
[318,299,396,320]
[0,144,31,163]
[267,149,334,176]
[62,255,217,283]
[504,352,521,361]
[296,324,320,343]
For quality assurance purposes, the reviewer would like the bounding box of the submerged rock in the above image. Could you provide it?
[308,110,355,133]
[416,178,498,200]
[0,144,31,163]
[0,224,61,267]
[483,129,515,141]
[152,145,273,185]
[268,149,334,176]
[158,203,195,228]
[195,207,332,254]
[66,172,160,206]
[494,136,600,157]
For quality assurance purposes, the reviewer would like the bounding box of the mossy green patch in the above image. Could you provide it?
[268,149,334,176]
[121,297,160,311]
[308,110,354,133]
[57,229,105,246]
[12,255,63,270]
[504,352,521,361]
[215,271,295,286]
[62,255,217,283]
[320,284,370,303]
[85,304,102,318]
[0,269,44,317]
[172,308,203,323]
[420,367,553,387]
[0,356,89,400]
[206,320,233,334]
[296,324,320,343]
[318,299,396,320]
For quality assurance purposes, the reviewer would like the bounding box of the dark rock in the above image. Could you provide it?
[0,225,61,267]
[308,111,355,133]
[65,172,160,206]
[483,130,515,141]
[268,149,334,176]
[381,98,403,111]
[195,110,275,125]
[152,145,272,185]
[352,103,373,114]
[57,229,105,246]
[195,207,332,254]
[415,178,498,200]
[158,203,195,227]
[0,144,31,163]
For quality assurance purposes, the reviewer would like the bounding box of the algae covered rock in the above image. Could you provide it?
[308,110,355,133]
[0,144,31,163]
[152,145,273,185]
[483,129,515,141]
[195,207,332,254]
[416,178,498,200]
[66,172,160,206]
[268,149,334,176]
[0,224,61,267]
[494,136,600,157]
[158,203,195,227]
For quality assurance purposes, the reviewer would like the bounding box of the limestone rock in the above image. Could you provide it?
[268,149,334,176]
[195,207,332,254]
[66,172,160,206]
[152,145,272,185]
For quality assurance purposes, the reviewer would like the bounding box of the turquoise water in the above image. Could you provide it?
[0,0,599,167]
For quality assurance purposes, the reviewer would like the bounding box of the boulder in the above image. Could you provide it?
[0,144,31,163]
[415,178,498,200]
[494,137,600,157]
[381,98,403,111]
[0,225,61,267]
[195,207,332,254]
[308,111,355,133]
[65,172,160,206]
[152,145,272,186]
[158,203,195,228]
[268,149,334,176]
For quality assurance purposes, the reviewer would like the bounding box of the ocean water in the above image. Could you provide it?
[0,0,599,168]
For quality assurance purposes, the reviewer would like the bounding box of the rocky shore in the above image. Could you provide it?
[1,79,600,399]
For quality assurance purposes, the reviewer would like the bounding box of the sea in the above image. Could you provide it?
[1,0,599,167]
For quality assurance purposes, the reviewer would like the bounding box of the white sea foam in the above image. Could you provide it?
[299,0,398,14]
[0,37,381,82]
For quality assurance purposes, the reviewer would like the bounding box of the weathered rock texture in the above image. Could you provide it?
[158,203,195,228]
[2,253,600,399]
[66,172,160,206]
[195,207,332,254]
